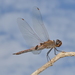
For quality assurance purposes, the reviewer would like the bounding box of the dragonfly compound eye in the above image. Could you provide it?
[56,39,62,47]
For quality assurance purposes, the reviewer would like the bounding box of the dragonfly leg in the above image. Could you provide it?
[54,48,65,55]
[46,48,53,61]
[54,49,57,55]
[54,48,62,52]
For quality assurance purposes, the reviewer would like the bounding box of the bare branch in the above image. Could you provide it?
[31,52,75,75]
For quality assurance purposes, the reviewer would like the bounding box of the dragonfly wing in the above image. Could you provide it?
[32,50,41,54]
[17,18,42,54]
[32,6,50,42]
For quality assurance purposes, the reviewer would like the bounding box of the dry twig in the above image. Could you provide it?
[31,52,75,75]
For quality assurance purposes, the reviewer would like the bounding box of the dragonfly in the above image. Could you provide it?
[13,6,62,60]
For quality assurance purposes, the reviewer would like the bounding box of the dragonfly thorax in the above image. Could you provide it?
[55,39,62,47]
[42,40,56,49]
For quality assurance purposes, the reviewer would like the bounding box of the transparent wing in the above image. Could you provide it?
[17,18,43,54]
[32,6,50,42]
[32,50,41,54]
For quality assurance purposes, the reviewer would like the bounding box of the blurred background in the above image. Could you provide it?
[0,0,75,75]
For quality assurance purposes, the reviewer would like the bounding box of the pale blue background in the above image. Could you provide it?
[0,0,75,75]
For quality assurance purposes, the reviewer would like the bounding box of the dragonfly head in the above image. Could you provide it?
[55,39,62,47]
